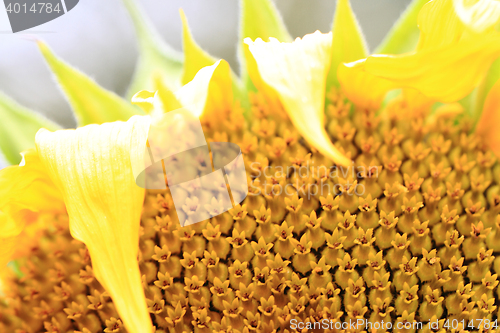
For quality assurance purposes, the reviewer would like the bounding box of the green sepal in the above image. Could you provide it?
[375,0,428,54]
[0,91,60,165]
[180,9,248,114]
[38,41,142,126]
[327,0,368,88]
[180,8,218,85]
[121,0,183,98]
[239,0,292,94]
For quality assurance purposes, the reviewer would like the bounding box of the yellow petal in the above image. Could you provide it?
[328,0,368,87]
[0,149,63,214]
[453,0,500,33]
[476,77,500,156]
[180,9,218,85]
[416,0,466,50]
[131,90,156,114]
[0,149,64,269]
[338,59,396,110]
[35,116,152,333]
[245,31,351,166]
[365,34,500,103]
[175,60,233,119]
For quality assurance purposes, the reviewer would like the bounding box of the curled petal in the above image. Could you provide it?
[453,0,500,33]
[175,60,233,120]
[35,116,152,333]
[365,34,500,103]
[476,78,500,157]
[245,31,351,166]
[131,90,156,114]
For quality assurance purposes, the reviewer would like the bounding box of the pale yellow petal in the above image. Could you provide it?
[453,0,500,33]
[245,31,351,166]
[338,59,396,110]
[476,78,500,157]
[242,43,287,118]
[35,116,152,333]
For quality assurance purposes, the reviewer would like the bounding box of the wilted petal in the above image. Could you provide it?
[476,78,500,157]
[245,31,351,166]
[35,116,152,333]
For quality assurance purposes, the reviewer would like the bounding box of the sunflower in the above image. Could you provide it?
[1,0,500,332]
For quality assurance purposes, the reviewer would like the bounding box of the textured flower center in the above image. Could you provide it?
[2,89,500,332]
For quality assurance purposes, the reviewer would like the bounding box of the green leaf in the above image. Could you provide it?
[375,0,428,54]
[0,91,60,165]
[473,58,500,123]
[121,0,184,98]
[239,0,292,95]
[327,0,368,88]
[38,41,141,126]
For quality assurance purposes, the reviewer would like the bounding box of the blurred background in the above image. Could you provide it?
[0,0,412,128]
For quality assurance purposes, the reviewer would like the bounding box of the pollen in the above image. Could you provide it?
[1,88,500,333]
